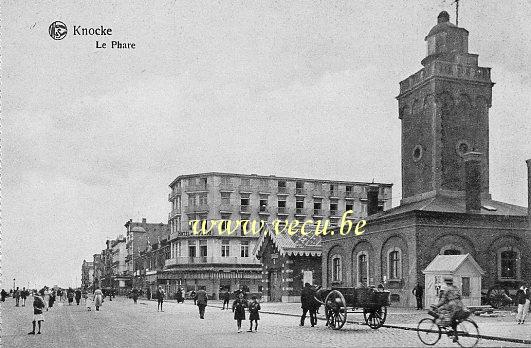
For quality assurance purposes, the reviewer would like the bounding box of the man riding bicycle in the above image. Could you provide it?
[432,276,468,343]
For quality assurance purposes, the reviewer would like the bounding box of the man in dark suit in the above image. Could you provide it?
[299,283,313,326]
[196,288,208,319]
[413,283,424,310]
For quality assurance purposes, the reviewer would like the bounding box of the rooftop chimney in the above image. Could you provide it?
[527,159,531,229]
[142,218,147,224]
[463,152,482,213]
[367,184,380,216]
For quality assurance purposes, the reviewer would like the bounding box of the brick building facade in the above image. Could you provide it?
[321,12,531,308]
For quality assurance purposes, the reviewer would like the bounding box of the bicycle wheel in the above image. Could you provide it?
[417,318,441,346]
[455,319,479,347]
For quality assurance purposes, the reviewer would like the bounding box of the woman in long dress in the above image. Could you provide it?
[93,288,103,311]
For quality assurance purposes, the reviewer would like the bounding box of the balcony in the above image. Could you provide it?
[329,210,340,217]
[185,184,208,193]
[295,187,306,196]
[219,203,235,213]
[219,182,234,192]
[168,207,181,219]
[238,184,253,193]
[295,208,307,216]
[168,187,182,201]
[277,186,288,195]
[258,205,270,215]
[344,190,356,199]
[165,256,260,266]
[184,204,210,213]
[240,205,251,213]
[277,207,288,215]
[314,209,325,217]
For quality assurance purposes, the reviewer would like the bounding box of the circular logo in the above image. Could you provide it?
[49,21,67,40]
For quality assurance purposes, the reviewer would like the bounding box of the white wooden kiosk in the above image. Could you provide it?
[422,254,484,307]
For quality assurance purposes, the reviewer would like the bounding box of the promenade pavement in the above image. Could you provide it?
[1,297,529,347]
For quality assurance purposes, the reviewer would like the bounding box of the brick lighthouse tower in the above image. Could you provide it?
[396,11,494,204]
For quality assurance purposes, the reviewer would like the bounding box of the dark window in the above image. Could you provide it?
[358,254,368,285]
[501,250,518,279]
[189,245,196,258]
[332,257,341,282]
[389,251,400,279]
[462,277,470,297]
[444,249,461,255]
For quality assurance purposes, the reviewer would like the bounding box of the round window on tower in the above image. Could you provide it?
[412,145,423,162]
[455,140,471,157]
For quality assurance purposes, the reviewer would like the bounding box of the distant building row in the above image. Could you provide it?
[82,172,392,300]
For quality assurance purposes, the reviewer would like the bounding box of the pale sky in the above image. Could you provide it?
[2,0,530,289]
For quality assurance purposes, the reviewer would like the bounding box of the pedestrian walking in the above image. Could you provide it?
[247,296,260,332]
[196,288,208,319]
[413,283,424,310]
[48,290,56,309]
[67,288,74,305]
[28,291,46,335]
[176,288,184,303]
[190,290,197,305]
[156,286,165,312]
[21,287,28,307]
[221,289,230,310]
[516,286,528,324]
[1,289,6,302]
[232,292,248,333]
[75,289,82,305]
[42,287,50,311]
[14,287,20,307]
[299,283,314,326]
[93,288,103,311]
[132,288,139,304]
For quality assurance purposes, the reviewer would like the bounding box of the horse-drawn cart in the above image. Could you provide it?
[315,287,391,330]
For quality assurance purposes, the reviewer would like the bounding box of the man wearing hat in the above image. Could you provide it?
[433,277,466,343]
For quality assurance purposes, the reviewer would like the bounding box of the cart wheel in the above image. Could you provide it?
[324,290,347,330]
[486,285,509,309]
[363,306,387,329]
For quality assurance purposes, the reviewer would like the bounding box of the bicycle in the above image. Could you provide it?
[417,306,480,347]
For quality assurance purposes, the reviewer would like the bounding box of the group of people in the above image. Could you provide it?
[5,287,30,307]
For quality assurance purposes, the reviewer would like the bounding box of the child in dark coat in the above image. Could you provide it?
[247,296,261,332]
[232,292,248,333]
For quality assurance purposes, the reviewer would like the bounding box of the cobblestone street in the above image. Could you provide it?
[2,297,530,347]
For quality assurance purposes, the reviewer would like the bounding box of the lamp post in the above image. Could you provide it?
[13,278,15,291]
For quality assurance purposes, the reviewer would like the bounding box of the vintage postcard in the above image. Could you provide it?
[2,1,530,347]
